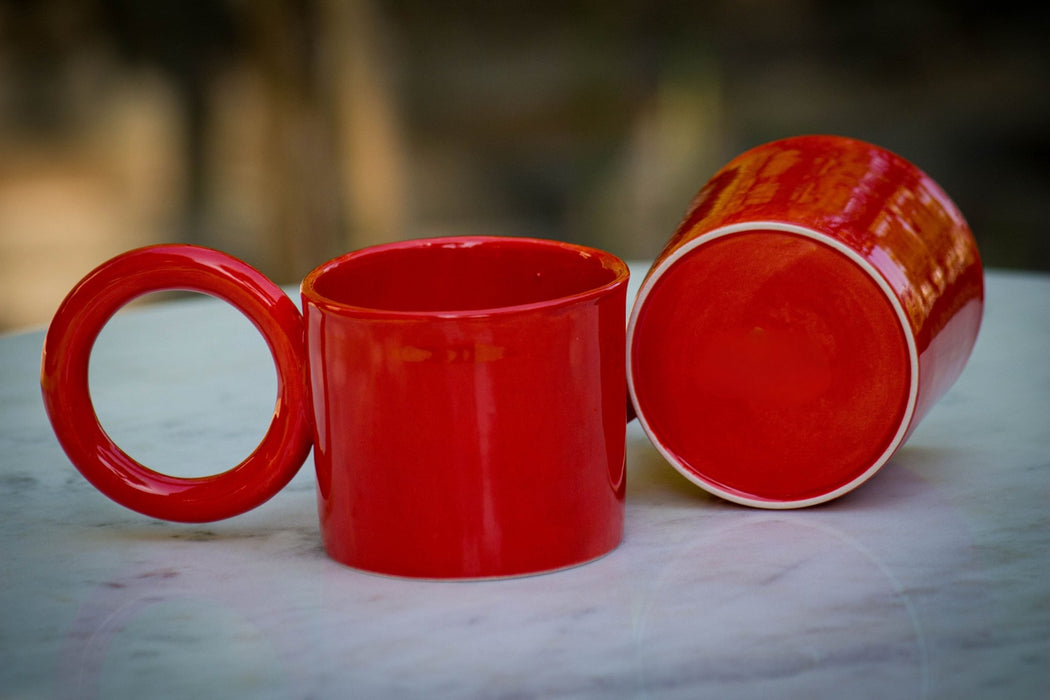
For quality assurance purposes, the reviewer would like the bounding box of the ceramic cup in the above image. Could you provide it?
[628,135,984,508]
[42,236,629,578]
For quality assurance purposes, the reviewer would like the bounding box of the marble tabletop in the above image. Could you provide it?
[2,265,1048,699]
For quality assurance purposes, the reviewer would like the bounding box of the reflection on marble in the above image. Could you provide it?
[2,270,1049,698]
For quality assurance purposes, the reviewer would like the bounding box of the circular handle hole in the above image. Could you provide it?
[88,291,277,479]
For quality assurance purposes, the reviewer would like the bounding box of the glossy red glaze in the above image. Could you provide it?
[628,135,984,507]
[40,245,313,522]
[41,237,627,578]
[301,236,628,578]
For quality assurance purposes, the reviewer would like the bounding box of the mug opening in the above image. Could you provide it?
[302,236,628,317]
[628,222,919,508]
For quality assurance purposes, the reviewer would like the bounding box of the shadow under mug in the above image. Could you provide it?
[41,236,630,579]
[629,135,984,508]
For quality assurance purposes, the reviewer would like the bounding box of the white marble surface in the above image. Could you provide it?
[2,267,1048,699]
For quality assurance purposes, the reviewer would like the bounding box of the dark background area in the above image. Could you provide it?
[1,0,1047,329]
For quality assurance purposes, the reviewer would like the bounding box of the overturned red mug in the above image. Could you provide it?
[42,236,629,578]
[629,135,984,507]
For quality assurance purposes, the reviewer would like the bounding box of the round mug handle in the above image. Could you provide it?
[40,245,314,522]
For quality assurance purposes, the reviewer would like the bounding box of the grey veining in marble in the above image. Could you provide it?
[2,269,1048,699]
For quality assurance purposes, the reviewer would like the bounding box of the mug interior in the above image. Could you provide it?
[628,224,917,507]
[303,236,626,315]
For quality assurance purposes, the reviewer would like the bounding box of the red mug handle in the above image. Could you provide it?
[40,245,314,522]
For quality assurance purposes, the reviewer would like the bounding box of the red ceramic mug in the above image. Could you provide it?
[42,236,629,578]
[629,135,984,508]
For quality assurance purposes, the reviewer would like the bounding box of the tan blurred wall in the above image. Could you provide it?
[0,71,183,330]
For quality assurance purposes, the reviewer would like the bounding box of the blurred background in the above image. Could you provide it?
[1,0,1047,331]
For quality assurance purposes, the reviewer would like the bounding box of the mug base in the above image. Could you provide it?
[320,542,622,582]
[629,224,917,507]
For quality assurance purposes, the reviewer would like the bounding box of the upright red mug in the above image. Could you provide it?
[42,236,629,578]
[629,135,984,508]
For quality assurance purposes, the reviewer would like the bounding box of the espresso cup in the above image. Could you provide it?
[628,135,984,508]
[42,236,629,578]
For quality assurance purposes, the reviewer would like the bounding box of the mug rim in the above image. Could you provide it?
[627,220,920,509]
[301,235,629,319]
